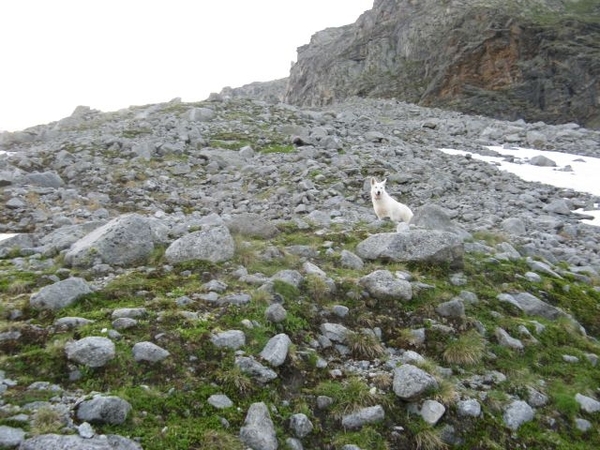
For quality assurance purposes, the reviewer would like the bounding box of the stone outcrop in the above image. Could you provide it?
[284,0,600,129]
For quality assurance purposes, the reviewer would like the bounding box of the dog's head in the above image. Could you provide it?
[370,177,387,200]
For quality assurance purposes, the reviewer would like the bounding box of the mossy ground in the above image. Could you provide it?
[1,221,599,449]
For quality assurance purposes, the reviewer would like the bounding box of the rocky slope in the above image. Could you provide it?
[284,0,600,129]
[0,96,599,449]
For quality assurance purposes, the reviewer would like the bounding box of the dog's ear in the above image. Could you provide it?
[370,177,377,185]
[382,178,387,185]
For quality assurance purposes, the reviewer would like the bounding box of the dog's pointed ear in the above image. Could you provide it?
[370,177,376,185]
[382,178,387,185]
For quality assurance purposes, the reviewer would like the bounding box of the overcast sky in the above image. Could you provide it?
[0,0,373,132]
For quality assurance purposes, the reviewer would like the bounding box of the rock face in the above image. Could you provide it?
[284,0,600,129]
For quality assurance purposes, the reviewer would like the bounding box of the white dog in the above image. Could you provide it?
[370,177,413,224]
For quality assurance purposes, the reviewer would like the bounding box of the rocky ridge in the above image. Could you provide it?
[283,0,600,129]
[0,96,599,449]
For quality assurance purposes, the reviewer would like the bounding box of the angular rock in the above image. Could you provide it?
[260,333,292,367]
[235,356,278,384]
[575,393,600,413]
[211,330,246,350]
[132,341,170,363]
[165,225,234,264]
[341,405,385,430]
[503,400,534,431]
[289,413,314,438]
[356,230,464,269]
[420,399,446,425]
[225,213,279,238]
[65,213,155,269]
[0,425,25,448]
[239,402,278,450]
[30,277,92,311]
[359,270,412,301]
[393,364,439,400]
[76,395,132,425]
[65,336,116,368]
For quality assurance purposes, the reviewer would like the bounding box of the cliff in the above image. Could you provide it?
[284,0,600,129]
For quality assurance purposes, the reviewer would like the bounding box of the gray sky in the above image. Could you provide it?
[0,0,373,131]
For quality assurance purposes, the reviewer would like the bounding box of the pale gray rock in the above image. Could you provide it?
[575,393,600,413]
[265,303,287,323]
[235,356,278,384]
[393,364,439,400]
[320,323,350,343]
[0,233,37,255]
[239,402,278,450]
[132,341,170,363]
[411,204,471,240]
[18,434,142,450]
[457,399,481,417]
[285,437,303,450]
[225,213,279,238]
[340,249,364,269]
[54,317,94,329]
[358,270,412,301]
[501,217,526,235]
[112,317,137,330]
[575,417,592,432]
[503,400,534,430]
[527,387,548,407]
[270,269,303,288]
[211,330,246,350]
[260,333,292,367]
[78,421,95,439]
[435,298,465,318]
[65,336,116,368]
[494,327,524,350]
[24,171,64,188]
[529,155,556,167]
[76,395,132,425]
[0,425,25,448]
[420,399,446,425]
[112,308,148,319]
[341,405,385,429]
[512,292,573,322]
[186,107,215,122]
[208,394,233,409]
[356,230,464,269]
[543,199,571,215]
[30,277,92,311]
[39,221,106,255]
[64,214,155,269]
[165,225,234,264]
[289,413,314,438]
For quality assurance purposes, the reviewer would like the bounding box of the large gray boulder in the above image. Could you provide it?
[356,230,464,269]
[23,171,64,188]
[64,214,155,268]
[239,402,278,450]
[65,336,116,368]
[39,221,106,255]
[0,425,25,448]
[165,225,235,264]
[359,270,412,301]
[30,277,92,311]
[411,204,471,240]
[76,395,132,425]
